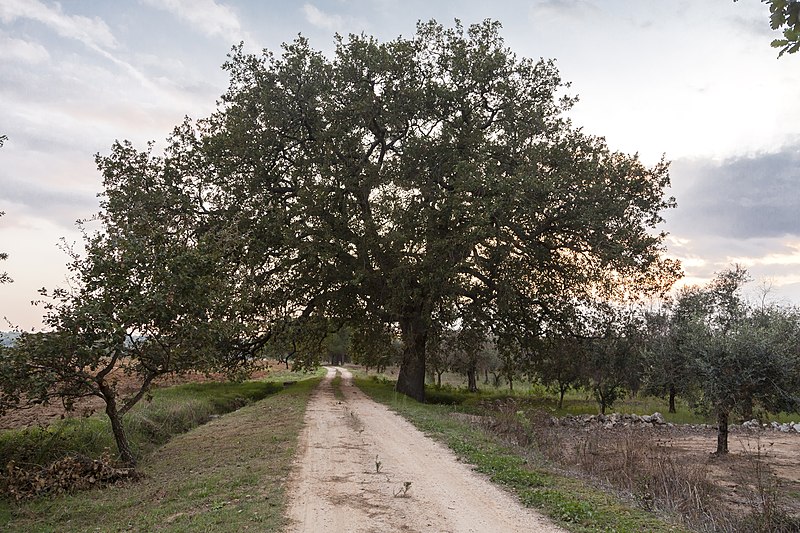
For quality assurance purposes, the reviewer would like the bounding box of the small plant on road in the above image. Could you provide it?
[394,481,412,498]
[375,455,382,474]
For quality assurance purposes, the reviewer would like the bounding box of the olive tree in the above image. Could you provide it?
[533,337,584,409]
[187,20,679,402]
[578,306,644,414]
[640,289,707,413]
[679,267,800,454]
[0,140,250,466]
[426,328,459,387]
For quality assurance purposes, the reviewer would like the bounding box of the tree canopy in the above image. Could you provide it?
[193,19,679,400]
[0,211,9,286]
[660,267,800,454]
[0,140,251,465]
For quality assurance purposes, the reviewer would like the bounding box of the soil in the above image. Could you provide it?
[285,367,565,533]
[667,427,800,513]
[0,364,273,430]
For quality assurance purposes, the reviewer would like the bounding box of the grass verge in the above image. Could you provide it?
[0,379,288,468]
[355,376,687,533]
[0,375,321,532]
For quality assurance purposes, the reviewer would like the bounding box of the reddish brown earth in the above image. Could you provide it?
[668,428,800,513]
[0,364,273,430]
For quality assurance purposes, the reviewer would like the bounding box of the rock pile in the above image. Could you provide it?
[742,419,800,433]
[542,413,800,434]
[553,412,671,429]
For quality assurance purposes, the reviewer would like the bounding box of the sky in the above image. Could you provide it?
[1,0,799,330]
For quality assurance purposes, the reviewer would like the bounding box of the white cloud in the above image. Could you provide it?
[0,34,49,63]
[303,3,344,32]
[141,0,249,43]
[529,0,599,20]
[302,3,367,34]
[0,0,156,87]
[0,0,117,49]
[727,243,800,268]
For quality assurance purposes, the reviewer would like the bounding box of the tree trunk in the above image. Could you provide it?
[396,314,427,402]
[716,410,729,454]
[100,387,136,466]
[559,384,567,409]
[507,374,513,392]
[668,384,676,414]
[741,400,753,421]
[467,367,478,393]
[484,368,489,385]
[492,372,501,387]
[597,387,607,415]
[437,370,443,387]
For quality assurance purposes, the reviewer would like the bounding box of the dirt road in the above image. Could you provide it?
[285,367,563,533]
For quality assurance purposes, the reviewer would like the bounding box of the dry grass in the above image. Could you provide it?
[481,398,800,532]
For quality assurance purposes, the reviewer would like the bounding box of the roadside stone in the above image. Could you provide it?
[556,411,672,430]
[742,419,760,429]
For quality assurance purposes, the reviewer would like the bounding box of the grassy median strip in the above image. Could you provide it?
[355,377,687,533]
[0,373,322,532]
[331,369,346,402]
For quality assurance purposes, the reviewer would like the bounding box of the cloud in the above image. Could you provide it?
[0,34,49,63]
[727,242,800,267]
[302,3,368,34]
[0,176,98,229]
[303,4,344,32]
[668,146,800,240]
[141,0,250,43]
[0,0,116,49]
[0,0,163,90]
[529,0,599,21]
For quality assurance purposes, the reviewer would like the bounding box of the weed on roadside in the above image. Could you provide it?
[393,481,412,498]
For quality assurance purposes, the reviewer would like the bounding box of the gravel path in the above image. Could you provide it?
[285,367,564,533]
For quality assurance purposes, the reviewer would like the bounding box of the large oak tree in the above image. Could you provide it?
[192,20,679,401]
[8,20,679,412]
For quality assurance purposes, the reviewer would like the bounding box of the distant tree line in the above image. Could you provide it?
[364,267,800,455]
